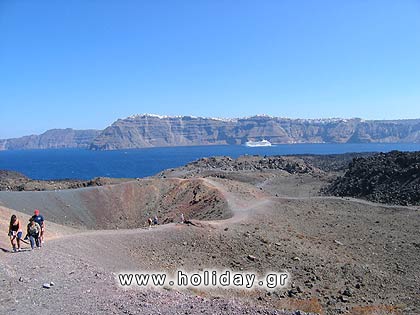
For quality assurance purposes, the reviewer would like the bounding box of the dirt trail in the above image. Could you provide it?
[1,174,419,315]
[201,177,273,224]
[274,195,420,211]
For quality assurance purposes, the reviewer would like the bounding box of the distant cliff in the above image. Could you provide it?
[0,129,100,150]
[2,115,419,151]
[89,115,420,150]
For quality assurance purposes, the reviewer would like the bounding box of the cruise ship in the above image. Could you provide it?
[245,139,272,147]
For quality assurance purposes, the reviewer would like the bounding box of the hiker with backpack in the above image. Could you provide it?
[25,218,41,250]
[32,209,45,244]
[8,214,23,252]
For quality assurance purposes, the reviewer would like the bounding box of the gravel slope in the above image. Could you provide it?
[1,168,419,315]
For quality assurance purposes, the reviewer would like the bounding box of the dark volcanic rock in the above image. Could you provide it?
[90,114,420,150]
[0,172,130,192]
[296,153,375,172]
[324,151,420,205]
[0,170,28,181]
[0,170,29,191]
[158,155,322,179]
[187,156,317,174]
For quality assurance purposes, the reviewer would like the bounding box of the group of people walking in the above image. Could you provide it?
[147,215,159,228]
[9,210,185,251]
[146,213,186,229]
[8,209,45,252]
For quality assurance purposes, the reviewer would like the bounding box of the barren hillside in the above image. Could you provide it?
[1,156,419,315]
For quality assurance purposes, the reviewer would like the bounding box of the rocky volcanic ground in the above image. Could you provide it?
[0,170,131,191]
[0,153,419,315]
[324,151,420,206]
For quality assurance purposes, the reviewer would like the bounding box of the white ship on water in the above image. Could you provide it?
[245,139,272,147]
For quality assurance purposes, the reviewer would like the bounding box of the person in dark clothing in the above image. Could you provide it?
[25,218,41,250]
[32,209,45,244]
[8,215,22,252]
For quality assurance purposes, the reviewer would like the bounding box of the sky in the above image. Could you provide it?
[1,0,420,138]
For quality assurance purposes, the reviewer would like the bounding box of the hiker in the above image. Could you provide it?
[25,218,41,250]
[153,216,158,225]
[180,213,185,223]
[8,215,22,252]
[147,217,153,229]
[32,209,45,244]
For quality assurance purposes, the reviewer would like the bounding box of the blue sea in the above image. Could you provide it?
[0,143,418,180]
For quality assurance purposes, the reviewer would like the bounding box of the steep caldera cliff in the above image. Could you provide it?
[89,114,420,150]
[0,129,100,150]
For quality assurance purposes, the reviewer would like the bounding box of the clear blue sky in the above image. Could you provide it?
[1,0,420,138]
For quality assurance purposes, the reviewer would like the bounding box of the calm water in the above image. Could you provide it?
[0,143,418,180]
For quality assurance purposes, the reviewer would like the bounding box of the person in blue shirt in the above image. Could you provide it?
[31,209,45,245]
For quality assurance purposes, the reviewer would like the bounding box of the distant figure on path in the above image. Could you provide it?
[180,213,185,223]
[8,215,22,252]
[25,218,41,250]
[147,217,153,229]
[32,209,45,244]
[153,216,159,225]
